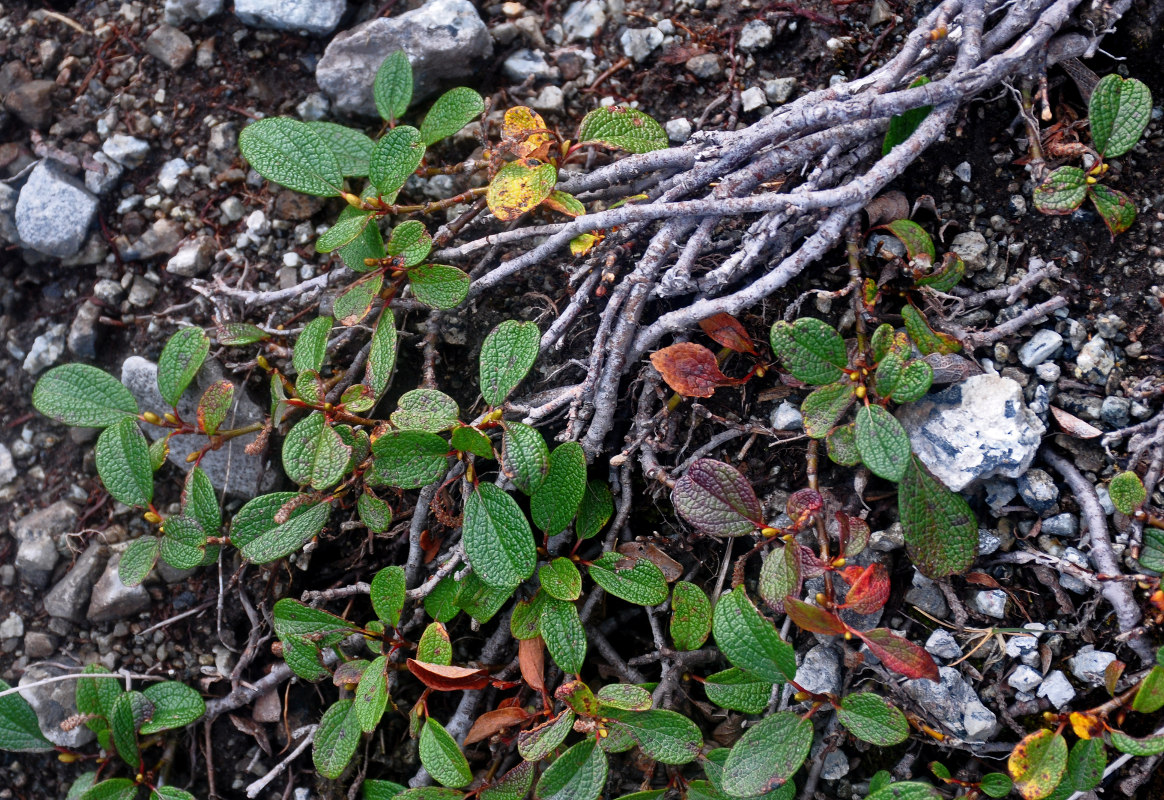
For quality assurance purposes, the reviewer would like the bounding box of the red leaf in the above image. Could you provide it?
[856,628,939,681]
[783,596,848,636]
[789,543,827,579]
[518,636,545,693]
[699,313,757,355]
[406,659,491,691]
[463,706,533,745]
[841,564,890,615]
[650,342,745,398]
[785,489,824,527]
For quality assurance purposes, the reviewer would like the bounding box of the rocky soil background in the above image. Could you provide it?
[1,0,1164,798]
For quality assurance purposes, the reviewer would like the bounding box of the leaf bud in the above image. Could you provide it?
[164,413,178,424]
[855,385,867,400]
[57,752,80,763]
[257,355,270,370]
[341,192,363,207]
[792,691,811,702]
[144,511,162,525]
[815,592,827,605]
[142,411,162,425]
[760,527,779,537]
[832,557,846,568]
[186,451,200,463]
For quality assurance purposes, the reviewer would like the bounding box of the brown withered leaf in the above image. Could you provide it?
[864,190,909,227]
[463,707,533,746]
[406,659,490,691]
[1050,406,1103,439]
[964,571,1002,588]
[650,342,745,398]
[699,313,757,355]
[230,714,272,756]
[617,541,683,583]
[518,636,546,693]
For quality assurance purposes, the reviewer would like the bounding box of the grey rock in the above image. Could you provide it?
[93,279,125,306]
[1075,337,1114,385]
[797,644,842,696]
[102,134,151,168]
[127,276,158,308]
[1035,362,1061,382]
[1095,484,1115,515]
[0,443,15,487]
[121,356,268,497]
[771,401,803,431]
[164,0,223,24]
[953,162,972,183]
[1018,329,1063,368]
[897,375,1045,491]
[0,612,23,639]
[925,629,963,660]
[207,122,238,172]
[620,26,663,62]
[1037,670,1075,708]
[24,631,56,659]
[763,77,796,105]
[738,20,773,51]
[563,0,606,41]
[88,548,151,623]
[903,666,999,742]
[1100,396,1130,428]
[821,750,850,781]
[166,237,215,277]
[665,117,692,143]
[3,79,55,129]
[1095,313,1126,341]
[14,160,99,258]
[220,196,245,222]
[529,85,564,114]
[1017,468,1058,514]
[741,87,766,113]
[983,478,1017,510]
[686,54,722,79]
[44,544,108,622]
[502,49,557,83]
[234,0,346,35]
[18,663,95,748]
[905,571,948,619]
[1069,647,1117,686]
[84,151,123,196]
[12,500,77,587]
[316,0,491,117]
[1008,665,1043,692]
[145,24,194,70]
[22,323,66,375]
[1042,513,1077,538]
[951,231,989,272]
[296,93,330,121]
[157,157,190,193]
[973,589,1007,619]
[123,218,184,260]
[0,183,20,245]
[870,522,905,552]
[1004,632,1039,660]
[978,529,1001,556]
[60,233,109,268]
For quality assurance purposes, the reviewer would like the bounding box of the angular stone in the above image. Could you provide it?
[925,629,963,661]
[145,24,195,70]
[44,543,108,622]
[502,49,556,83]
[903,666,998,742]
[1036,670,1075,708]
[157,157,191,193]
[897,375,1045,491]
[121,356,268,498]
[22,323,66,375]
[19,663,95,748]
[166,236,215,277]
[0,443,15,487]
[84,151,123,196]
[1018,329,1063,368]
[234,0,346,35]
[12,500,77,588]
[0,612,23,640]
[904,571,948,619]
[973,589,1007,619]
[951,231,989,272]
[316,0,492,117]
[88,547,151,623]
[741,87,767,113]
[102,134,151,168]
[123,218,184,260]
[3,79,55,129]
[1068,647,1117,686]
[686,54,722,79]
[738,20,773,51]
[665,117,692,143]
[1075,337,1114,385]
[14,160,99,258]
[164,0,224,24]
[68,300,102,359]
[1017,468,1059,514]
[620,26,663,63]
[563,0,606,41]
[797,644,842,697]
[1008,665,1043,692]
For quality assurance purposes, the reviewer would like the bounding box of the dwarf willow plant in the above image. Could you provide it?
[1033,73,1152,236]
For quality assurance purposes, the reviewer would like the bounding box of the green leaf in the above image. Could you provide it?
[451,426,493,459]
[536,738,608,800]
[387,220,433,267]
[335,273,383,327]
[588,552,668,606]
[670,581,712,651]
[915,251,966,293]
[457,570,511,623]
[577,106,668,153]
[195,380,233,436]
[1132,665,1164,713]
[487,160,558,221]
[517,708,574,761]
[827,423,861,466]
[33,363,138,428]
[356,656,390,733]
[1009,729,1068,800]
[1110,471,1147,515]
[420,87,485,146]
[880,219,935,262]
[152,787,197,800]
[882,76,932,155]
[672,458,763,537]
[315,699,361,779]
[899,456,977,578]
[417,622,453,665]
[870,324,894,363]
[216,322,269,346]
[0,677,53,751]
[392,389,460,433]
[363,779,407,800]
[96,417,153,507]
[234,496,332,563]
[874,350,906,398]
[866,783,941,800]
[374,50,413,123]
[148,437,169,471]
[420,718,472,788]
[1055,738,1106,796]
[67,775,99,800]
[366,308,398,401]
[702,668,773,714]
[370,125,426,198]
[722,712,813,797]
[481,763,535,800]
[539,596,587,674]
[891,360,934,404]
[836,692,909,746]
[341,386,376,415]
[119,536,160,586]
[76,665,121,730]
[294,316,333,375]
[596,684,653,711]
[391,791,463,800]
[283,413,352,491]
[539,557,583,602]
[480,320,540,407]
[531,442,587,535]
[305,121,375,177]
[854,404,911,481]
[462,483,536,590]
[408,264,471,310]
[712,587,797,684]
[80,779,139,800]
[980,773,1014,798]
[605,708,701,764]
[1089,74,1152,158]
[157,327,209,407]
[340,205,387,273]
[239,116,343,197]
[110,690,153,768]
[273,598,358,641]
[757,544,799,614]
[544,189,586,217]
[139,681,204,734]
[1033,166,1087,214]
[769,318,847,385]
[502,422,550,495]
[1091,184,1137,237]
[372,565,406,626]
[369,430,448,489]
[1110,729,1164,756]
[159,514,209,570]
[510,591,546,639]
[424,577,461,623]
[576,480,613,540]
[901,304,960,355]
[801,381,856,439]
